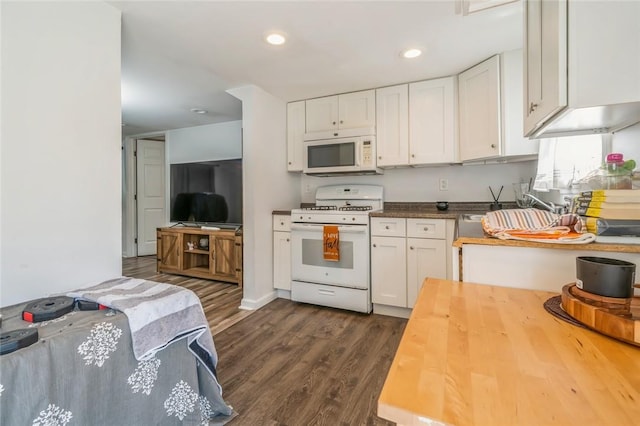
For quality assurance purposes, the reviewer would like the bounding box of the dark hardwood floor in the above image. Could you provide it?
[123,256,408,425]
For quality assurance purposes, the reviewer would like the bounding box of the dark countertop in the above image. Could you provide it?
[273,202,515,219]
[369,201,516,219]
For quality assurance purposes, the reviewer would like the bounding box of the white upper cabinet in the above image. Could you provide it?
[458,49,538,162]
[524,0,640,138]
[409,77,458,164]
[375,84,409,167]
[286,101,305,171]
[523,0,567,138]
[458,55,501,161]
[305,90,375,135]
[376,77,457,167]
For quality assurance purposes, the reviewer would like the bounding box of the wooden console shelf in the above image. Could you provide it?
[157,226,242,287]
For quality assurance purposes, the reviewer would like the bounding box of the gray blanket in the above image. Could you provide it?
[67,277,219,379]
[0,293,234,425]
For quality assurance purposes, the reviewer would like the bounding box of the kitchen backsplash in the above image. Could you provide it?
[300,160,537,204]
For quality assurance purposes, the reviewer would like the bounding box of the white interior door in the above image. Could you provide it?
[136,139,165,256]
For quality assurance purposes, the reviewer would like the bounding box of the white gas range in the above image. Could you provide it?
[289,185,384,313]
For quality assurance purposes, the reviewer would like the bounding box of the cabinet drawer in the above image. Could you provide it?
[407,218,446,239]
[371,217,406,237]
[273,214,291,232]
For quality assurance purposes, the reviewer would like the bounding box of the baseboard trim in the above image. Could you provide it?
[240,290,278,310]
[373,303,411,319]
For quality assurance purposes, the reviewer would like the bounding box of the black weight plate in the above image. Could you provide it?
[0,328,39,355]
[22,296,75,322]
[76,300,107,311]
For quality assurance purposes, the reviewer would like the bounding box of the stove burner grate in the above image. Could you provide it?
[339,206,373,211]
[302,205,337,211]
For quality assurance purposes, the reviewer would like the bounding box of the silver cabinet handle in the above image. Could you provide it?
[385,225,390,229]
[410,246,414,250]
[423,227,429,231]
[332,121,336,125]
[491,144,496,148]
[529,102,538,113]
[372,244,377,248]
[280,221,284,226]
[340,120,343,124]
[286,238,289,242]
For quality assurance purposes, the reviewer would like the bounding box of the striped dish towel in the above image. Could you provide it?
[481,209,594,243]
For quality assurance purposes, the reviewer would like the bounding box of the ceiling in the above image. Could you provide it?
[111,0,523,137]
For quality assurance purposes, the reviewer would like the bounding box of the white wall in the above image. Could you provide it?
[227,85,301,310]
[166,120,242,164]
[1,2,122,306]
[300,161,537,205]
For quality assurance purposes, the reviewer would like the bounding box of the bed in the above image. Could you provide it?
[0,278,234,425]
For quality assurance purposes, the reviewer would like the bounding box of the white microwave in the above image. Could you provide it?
[302,134,382,176]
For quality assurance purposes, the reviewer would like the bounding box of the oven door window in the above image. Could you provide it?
[307,143,355,168]
[301,239,354,269]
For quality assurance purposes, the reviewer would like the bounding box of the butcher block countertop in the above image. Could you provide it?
[378,278,640,426]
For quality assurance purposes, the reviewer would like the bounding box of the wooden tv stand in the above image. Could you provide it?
[157,226,242,287]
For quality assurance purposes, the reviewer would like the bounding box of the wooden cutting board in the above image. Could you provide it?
[561,283,640,347]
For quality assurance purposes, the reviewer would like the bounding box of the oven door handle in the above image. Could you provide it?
[290,224,367,234]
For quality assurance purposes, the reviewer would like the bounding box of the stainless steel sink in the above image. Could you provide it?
[456,213,486,238]
[460,213,485,222]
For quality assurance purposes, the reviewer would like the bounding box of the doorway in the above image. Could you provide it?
[122,134,166,258]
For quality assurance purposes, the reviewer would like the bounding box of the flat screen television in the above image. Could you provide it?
[169,159,242,226]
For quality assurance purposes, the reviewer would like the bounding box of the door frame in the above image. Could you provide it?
[122,131,167,258]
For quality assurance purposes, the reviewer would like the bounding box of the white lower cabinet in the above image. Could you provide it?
[371,217,452,314]
[273,215,291,291]
[371,235,407,307]
[406,237,446,308]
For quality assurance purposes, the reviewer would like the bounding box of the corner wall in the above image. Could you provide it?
[227,85,301,310]
[1,2,122,306]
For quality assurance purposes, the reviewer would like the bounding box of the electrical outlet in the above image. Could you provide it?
[439,178,448,191]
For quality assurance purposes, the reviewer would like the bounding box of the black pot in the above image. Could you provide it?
[575,256,636,298]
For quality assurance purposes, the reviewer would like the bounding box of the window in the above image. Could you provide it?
[533,134,609,192]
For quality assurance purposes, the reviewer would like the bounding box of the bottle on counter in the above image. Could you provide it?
[591,153,633,190]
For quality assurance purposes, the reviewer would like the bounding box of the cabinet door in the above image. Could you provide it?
[157,231,181,272]
[212,234,238,280]
[376,84,409,167]
[406,238,446,308]
[409,77,458,164]
[338,90,376,129]
[501,49,539,156]
[371,236,407,308]
[306,95,339,133]
[523,0,567,137]
[458,55,501,161]
[273,231,291,290]
[287,101,306,171]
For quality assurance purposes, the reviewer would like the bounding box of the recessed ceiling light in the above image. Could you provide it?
[190,108,208,114]
[265,32,286,45]
[402,48,422,59]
